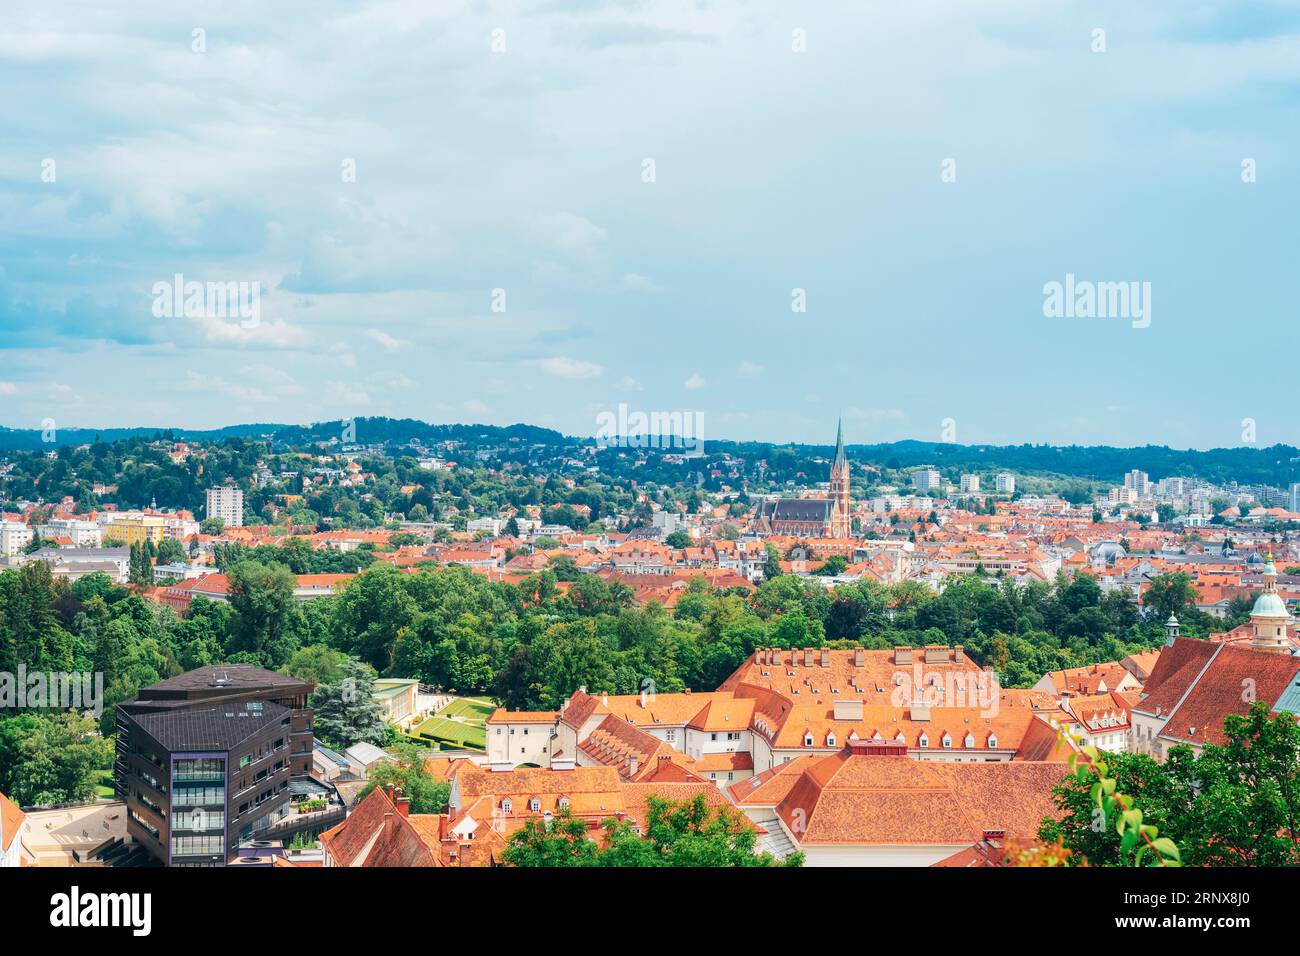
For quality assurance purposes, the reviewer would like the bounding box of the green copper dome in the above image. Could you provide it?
[1252,591,1290,619]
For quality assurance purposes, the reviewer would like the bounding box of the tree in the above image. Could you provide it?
[155,538,186,565]
[1142,572,1197,623]
[357,743,450,815]
[664,530,691,549]
[500,810,601,867]
[224,560,300,665]
[311,658,388,750]
[501,795,802,867]
[1038,703,1300,866]
[762,543,782,581]
[282,644,352,687]
[815,555,848,576]
[0,712,114,807]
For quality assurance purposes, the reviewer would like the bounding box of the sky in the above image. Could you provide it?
[2,0,1300,449]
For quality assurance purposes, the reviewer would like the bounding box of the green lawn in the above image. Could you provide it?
[94,769,114,799]
[414,715,486,749]
[438,698,494,721]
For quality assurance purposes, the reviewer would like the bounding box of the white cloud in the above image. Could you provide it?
[365,328,410,351]
[737,361,763,377]
[684,373,706,390]
[623,272,662,293]
[534,356,603,380]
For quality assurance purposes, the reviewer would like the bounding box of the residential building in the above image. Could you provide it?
[1123,469,1150,498]
[0,790,29,867]
[113,665,316,866]
[995,472,1016,494]
[206,486,245,528]
[487,710,559,768]
[102,514,166,547]
[727,744,1066,866]
[913,467,942,493]
[959,474,980,493]
[0,521,33,556]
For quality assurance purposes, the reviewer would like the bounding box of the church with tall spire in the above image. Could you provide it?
[829,417,851,539]
[750,418,853,540]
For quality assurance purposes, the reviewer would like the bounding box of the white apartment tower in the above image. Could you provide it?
[1123,470,1150,498]
[206,486,245,528]
[913,467,941,493]
[995,473,1015,494]
[959,474,980,493]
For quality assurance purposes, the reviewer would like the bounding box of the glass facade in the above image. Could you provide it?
[173,757,226,781]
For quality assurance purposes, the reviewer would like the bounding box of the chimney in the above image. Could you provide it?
[953,645,964,662]
[628,757,639,777]
[820,647,831,667]
[393,788,409,817]
[601,691,609,706]
[894,646,912,666]
[853,646,865,667]
[754,649,764,664]
[639,688,648,708]
[803,647,813,667]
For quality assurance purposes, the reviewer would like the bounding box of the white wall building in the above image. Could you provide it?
[205,486,244,528]
[0,522,33,556]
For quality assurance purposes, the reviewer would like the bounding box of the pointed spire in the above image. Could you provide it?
[832,416,847,471]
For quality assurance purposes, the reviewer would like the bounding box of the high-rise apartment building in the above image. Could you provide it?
[206,486,245,528]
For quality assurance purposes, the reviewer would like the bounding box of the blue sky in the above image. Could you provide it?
[2,0,1299,449]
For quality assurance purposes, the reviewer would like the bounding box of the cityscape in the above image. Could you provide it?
[2,0,1292,937]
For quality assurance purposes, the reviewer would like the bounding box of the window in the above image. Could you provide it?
[987,734,998,749]
[919,733,929,748]
[941,734,952,748]
[803,732,814,747]
[529,798,541,812]
[558,796,570,810]
[826,733,836,747]
[964,733,974,748]
[501,798,512,813]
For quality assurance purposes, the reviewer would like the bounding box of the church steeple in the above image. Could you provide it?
[829,417,851,539]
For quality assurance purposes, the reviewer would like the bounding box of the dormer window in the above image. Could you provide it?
[964,733,974,749]
[558,796,570,811]
[803,732,814,747]
[529,797,541,812]
[941,734,952,749]
[919,733,929,748]
[501,798,512,813]
[826,733,836,747]
[987,734,998,749]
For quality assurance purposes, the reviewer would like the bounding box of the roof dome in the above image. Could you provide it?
[1251,592,1290,620]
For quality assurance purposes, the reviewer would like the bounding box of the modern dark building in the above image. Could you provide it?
[114,665,316,866]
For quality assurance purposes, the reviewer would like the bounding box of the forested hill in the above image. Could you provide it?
[0,416,1296,486]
